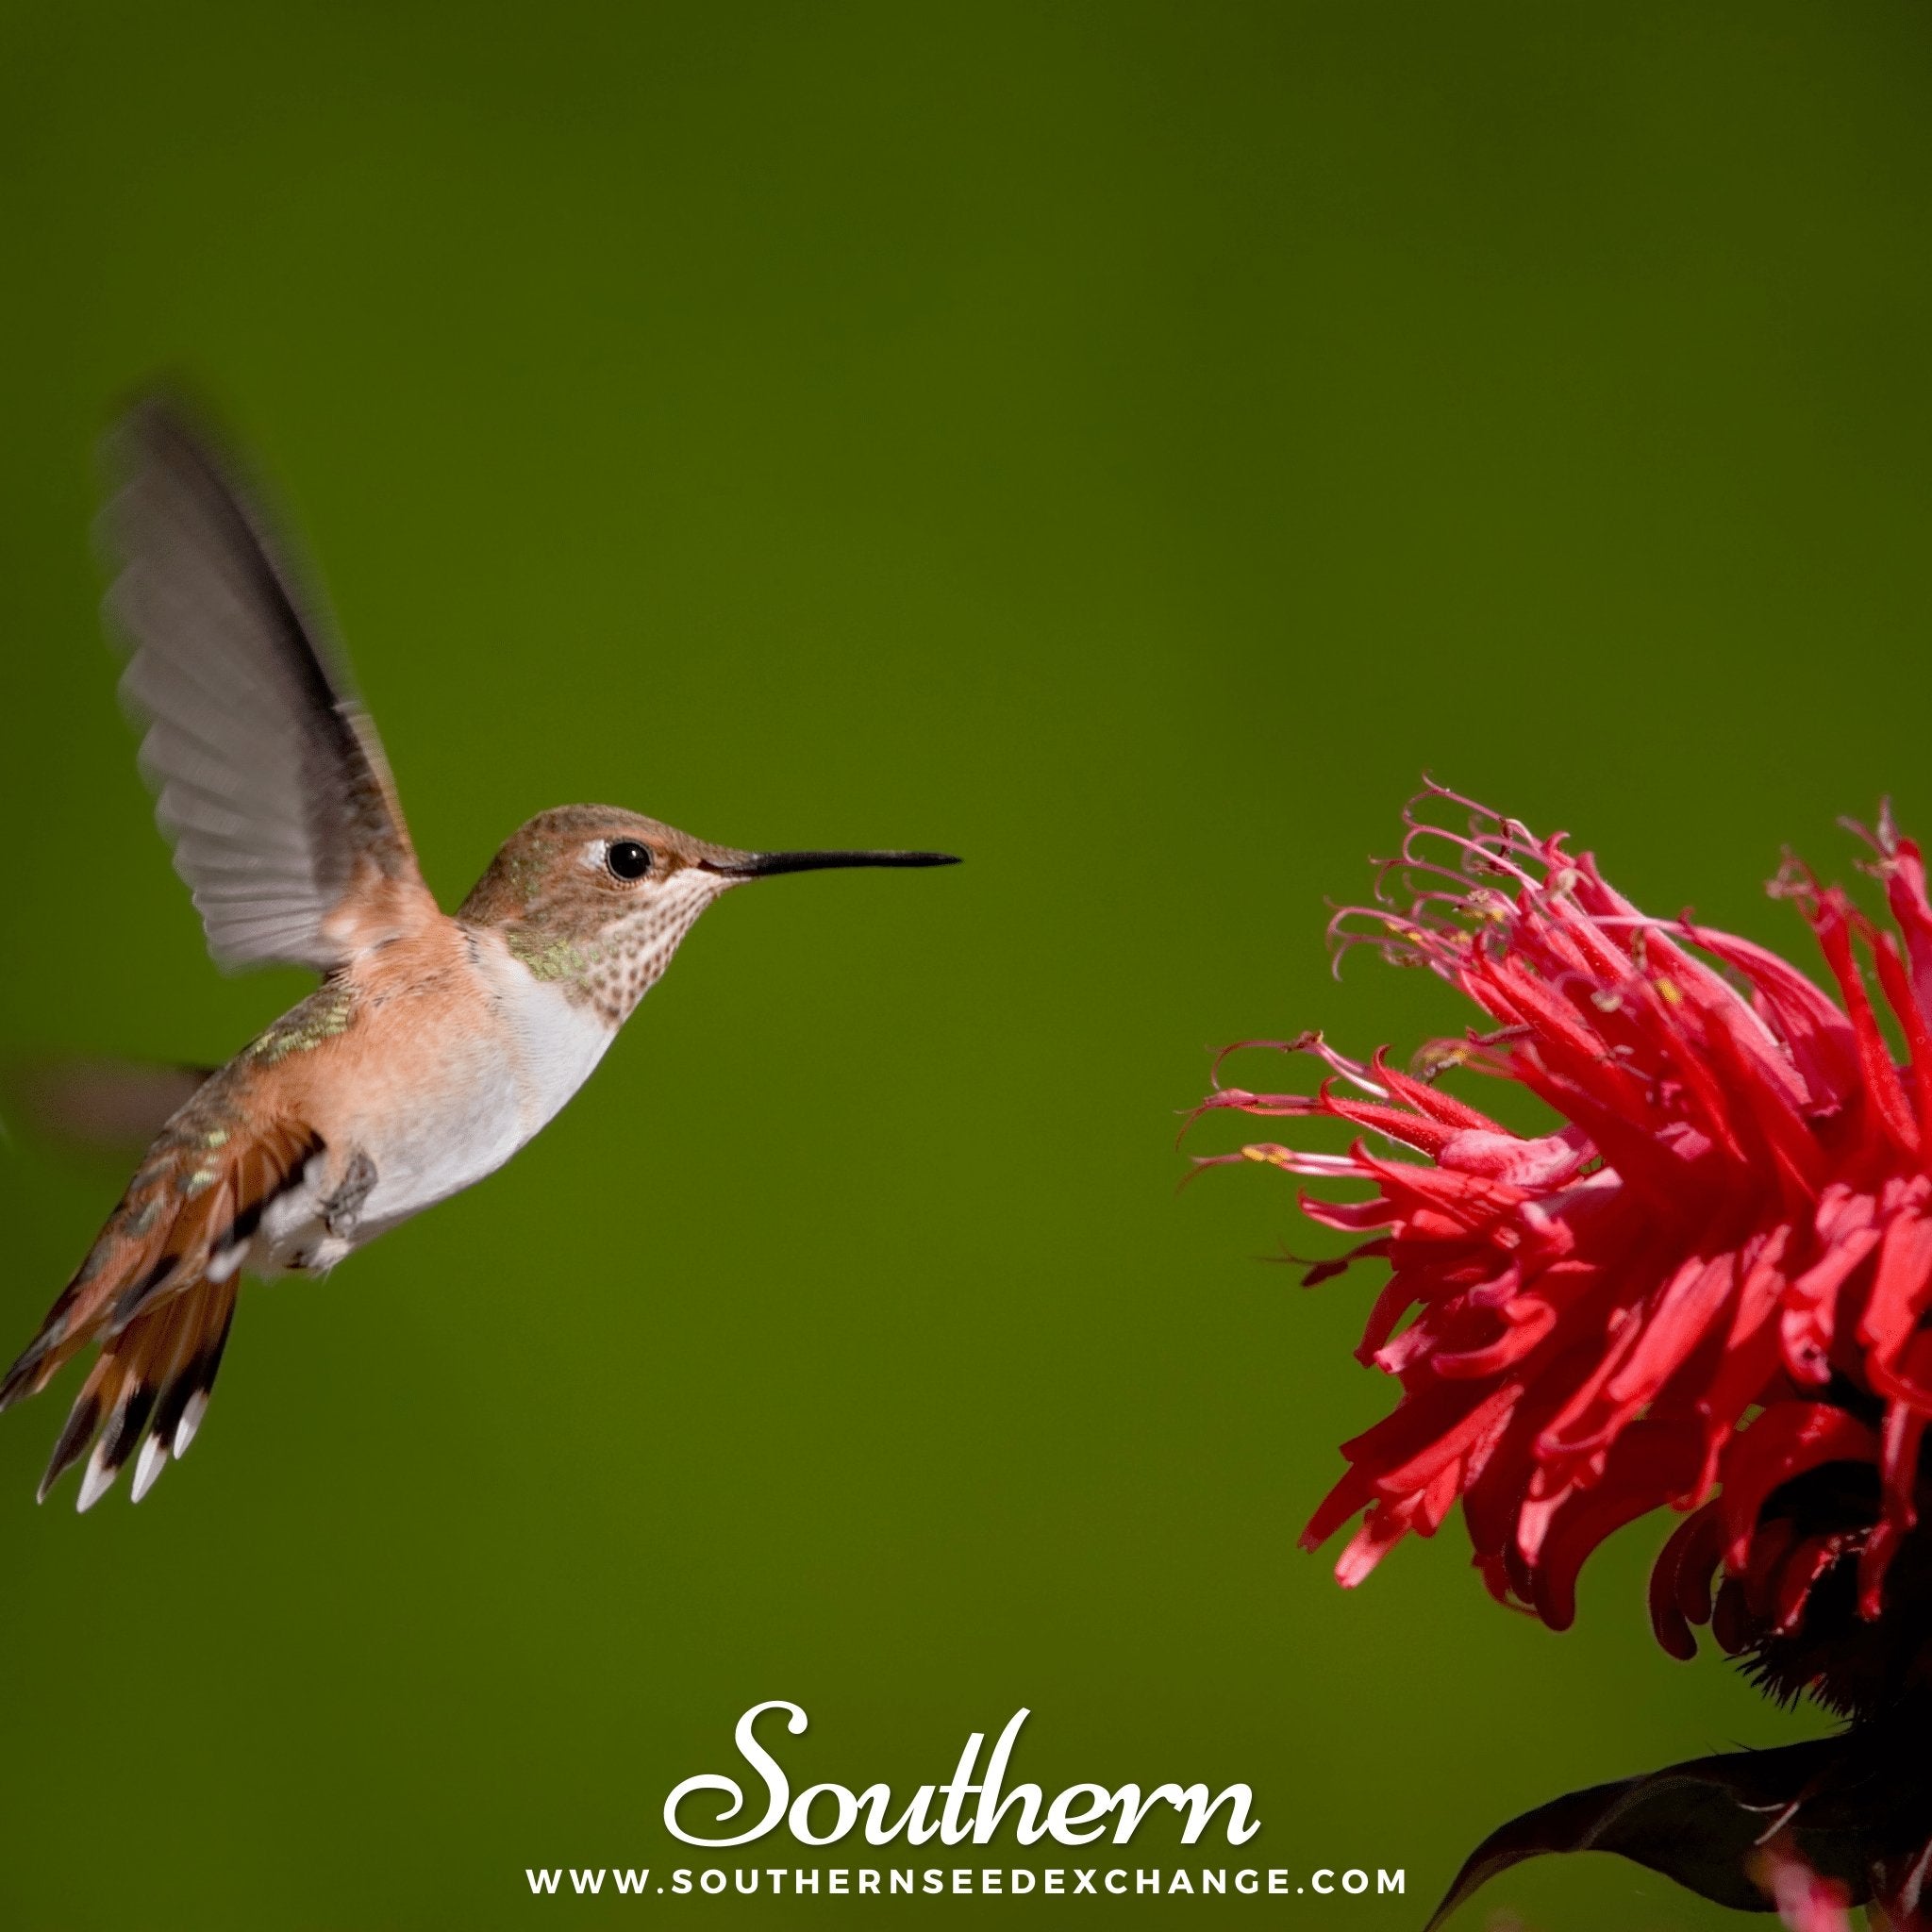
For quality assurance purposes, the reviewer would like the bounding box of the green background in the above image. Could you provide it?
[1,4,1927,1926]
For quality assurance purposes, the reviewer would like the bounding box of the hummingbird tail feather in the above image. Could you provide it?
[38,1274,239,1507]
[0,1108,319,1506]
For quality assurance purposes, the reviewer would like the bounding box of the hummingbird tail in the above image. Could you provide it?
[33,1274,240,1508]
[0,1105,320,1507]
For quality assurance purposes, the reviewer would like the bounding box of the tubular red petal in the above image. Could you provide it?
[1438,1126,1591,1188]
[1528,1422,1705,1632]
[1684,926,1862,1106]
[1689,999,1826,1206]
[1648,1501,1724,1659]
[1370,1050,1503,1132]
[1299,1462,1375,1553]
[1869,930,1932,1146]
[1429,1296,1557,1379]
[1740,1516,1799,1622]
[1880,834,1932,1019]
[1334,1496,1418,1588]
[1809,893,1918,1157]
[1857,1517,1899,1622]
[1719,1404,1880,1570]
[1880,1400,1926,1534]
[1780,1216,1881,1388]
[1319,1095,1460,1157]
[1605,1252,1739,1411]
[1469,960,1654,1124]
[1357,1274,1424,1363]
[1472,1551,1523,1611]
[1856,1206,1932,1392]
[1695,1225,1792,1426]
[1770,1532,1849,1637]
[1361,1381,1522,1500]
[1711,1575,1752,1655]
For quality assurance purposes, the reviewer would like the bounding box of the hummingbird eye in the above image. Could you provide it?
[606,840,654,882]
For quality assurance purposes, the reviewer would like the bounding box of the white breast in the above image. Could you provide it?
[259,941,617,1274]
[488,946,620,1137]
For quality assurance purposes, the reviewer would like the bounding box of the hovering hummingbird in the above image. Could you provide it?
[2,403,957,1511]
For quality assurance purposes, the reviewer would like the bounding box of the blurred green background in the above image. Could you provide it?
[3,3,1930,1926]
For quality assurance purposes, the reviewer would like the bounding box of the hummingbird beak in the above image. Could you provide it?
[699,849,960,880]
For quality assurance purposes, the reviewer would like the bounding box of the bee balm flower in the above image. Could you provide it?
[1198,787,1932,1714]
[1198,788,1932,1925]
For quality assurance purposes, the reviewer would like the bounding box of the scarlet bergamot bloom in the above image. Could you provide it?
[1196,786,1932,1928]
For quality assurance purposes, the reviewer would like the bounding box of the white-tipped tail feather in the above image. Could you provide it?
[75,1446,117,1514]
[130,1433,170,1503]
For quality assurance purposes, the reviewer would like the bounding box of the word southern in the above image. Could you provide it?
[663,1703,1260,1852]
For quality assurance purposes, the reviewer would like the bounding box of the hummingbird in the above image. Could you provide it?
[2,402,958,1511]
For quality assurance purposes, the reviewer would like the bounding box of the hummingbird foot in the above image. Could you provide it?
[319,1150,377,1241]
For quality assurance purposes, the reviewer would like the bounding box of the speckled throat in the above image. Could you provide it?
[496,864,727,1026]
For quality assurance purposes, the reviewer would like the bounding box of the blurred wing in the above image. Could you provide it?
[103,401,437,972]
[3,1054,213,1159]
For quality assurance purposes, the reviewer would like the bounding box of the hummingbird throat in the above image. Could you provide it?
[505,877,721,1026]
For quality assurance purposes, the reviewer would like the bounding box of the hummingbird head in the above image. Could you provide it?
[458,805,957,1022]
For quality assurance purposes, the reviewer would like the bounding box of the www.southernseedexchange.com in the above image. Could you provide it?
[524,1866,1407,1899]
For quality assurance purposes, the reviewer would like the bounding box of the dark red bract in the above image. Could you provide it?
[1198,787,1932,1716]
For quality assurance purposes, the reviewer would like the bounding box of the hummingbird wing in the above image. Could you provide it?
[103,401,439,973]
[2,1053,214,1159]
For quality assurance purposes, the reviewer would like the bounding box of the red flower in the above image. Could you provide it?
[1196,785,1932,1716]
